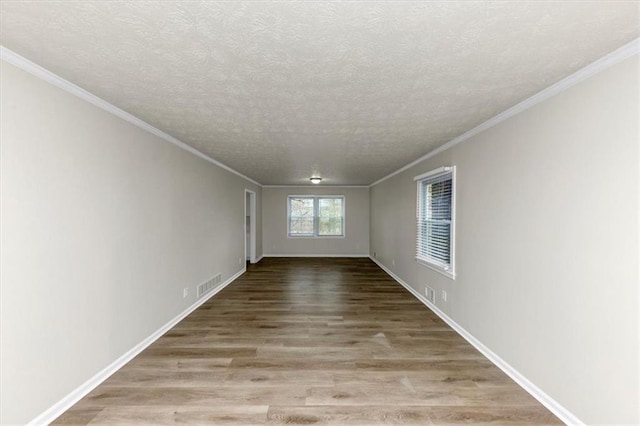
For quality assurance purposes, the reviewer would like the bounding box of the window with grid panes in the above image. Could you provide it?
[288,196,344,237]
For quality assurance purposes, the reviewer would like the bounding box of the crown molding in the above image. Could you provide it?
[370,37,640,187]
[0,46,262,187]
[3,34,637,191]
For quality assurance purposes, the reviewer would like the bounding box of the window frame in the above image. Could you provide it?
[287,195,345,238]
[414,166,456,279]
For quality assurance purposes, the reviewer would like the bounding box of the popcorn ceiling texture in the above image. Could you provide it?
[1,1,638,185]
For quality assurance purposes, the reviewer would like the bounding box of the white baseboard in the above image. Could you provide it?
[263,253,370,258]
[253,255,264,263]
[369,256,583,426]
[28,267,246,426]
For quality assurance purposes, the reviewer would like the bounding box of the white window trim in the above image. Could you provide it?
[287,195,346,238]
[414,166,456,280]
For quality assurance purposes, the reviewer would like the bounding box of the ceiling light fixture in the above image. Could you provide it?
[310,177,322,184]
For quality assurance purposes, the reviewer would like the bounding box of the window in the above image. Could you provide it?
[288,196,344,237]
[415,166,455,278]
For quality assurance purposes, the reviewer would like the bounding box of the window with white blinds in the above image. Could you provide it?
[415,166,456,278]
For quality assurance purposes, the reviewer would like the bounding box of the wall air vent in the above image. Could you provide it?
[425,286,435,303]
[197,273,222,298]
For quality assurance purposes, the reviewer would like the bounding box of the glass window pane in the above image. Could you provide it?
[318,198,342,217]
[425,221,451,263]
[318,217,342,236]
[290,217,314,235]
[428,180,452,221]
[290,198,314,217]
[289,197,315,235]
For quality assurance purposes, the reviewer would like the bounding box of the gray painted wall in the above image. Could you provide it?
[369,56,639,424]
[2,50,637,426]
[0,60,262,424]
[262,187,369,256]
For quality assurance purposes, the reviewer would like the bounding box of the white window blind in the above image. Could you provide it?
[288,196,344,237]
[415,167,455,278]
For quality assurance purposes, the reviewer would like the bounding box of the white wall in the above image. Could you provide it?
[370,55,639,424]
[263,187,369,256]
[0,60,262,424]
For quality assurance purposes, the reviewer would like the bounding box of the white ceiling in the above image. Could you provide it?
[1,1,638,185]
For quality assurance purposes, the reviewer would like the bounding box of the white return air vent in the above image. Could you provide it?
[198,273,222,298]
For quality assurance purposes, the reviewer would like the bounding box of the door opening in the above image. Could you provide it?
[245,189,256,264]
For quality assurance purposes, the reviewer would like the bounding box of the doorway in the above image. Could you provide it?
[244,189,256,264]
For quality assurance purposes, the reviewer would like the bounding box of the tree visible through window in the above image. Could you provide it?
[288,196,344,237]
[289,197,314,235]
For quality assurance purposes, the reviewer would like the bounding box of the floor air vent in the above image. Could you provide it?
[198,273,222,298]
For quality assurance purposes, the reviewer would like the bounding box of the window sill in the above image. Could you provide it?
[416,258,456,280]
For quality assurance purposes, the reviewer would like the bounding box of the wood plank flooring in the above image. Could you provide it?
[54,257,561,425]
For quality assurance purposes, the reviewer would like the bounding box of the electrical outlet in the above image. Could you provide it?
[239,257,242,265]
[183,288,188,298]
[425,286,435,303]
[373,251,377,258]
[392,259,395,267]
[442,290,447,302]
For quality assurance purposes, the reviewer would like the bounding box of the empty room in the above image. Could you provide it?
[1,1,638,425]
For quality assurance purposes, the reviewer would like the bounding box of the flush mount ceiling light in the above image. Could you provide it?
[310,177,322,184]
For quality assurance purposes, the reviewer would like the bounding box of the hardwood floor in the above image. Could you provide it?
[54,257,561,425]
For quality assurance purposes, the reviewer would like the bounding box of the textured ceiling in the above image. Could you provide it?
[1,1,638,185]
